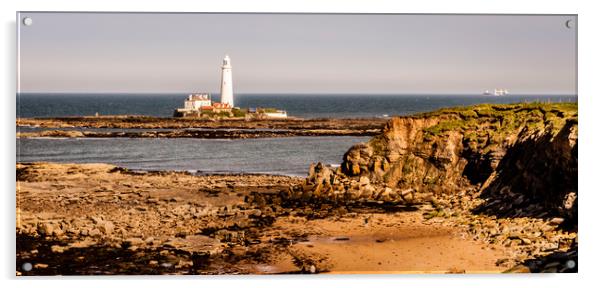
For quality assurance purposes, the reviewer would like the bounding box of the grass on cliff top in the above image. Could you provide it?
[414,102,577,120]
[407,102,577,152]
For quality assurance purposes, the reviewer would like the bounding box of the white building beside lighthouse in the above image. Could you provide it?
[175,54,286,119]
[220,55,234,107]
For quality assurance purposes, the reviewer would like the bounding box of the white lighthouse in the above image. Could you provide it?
[220,55,234,107]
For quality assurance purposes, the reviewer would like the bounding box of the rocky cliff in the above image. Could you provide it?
[293,102,578,223]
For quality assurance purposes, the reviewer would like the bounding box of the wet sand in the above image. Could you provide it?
[267,215,507,274]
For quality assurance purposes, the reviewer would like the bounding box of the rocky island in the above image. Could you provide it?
[16,117,387,139]
[16,102,577,274]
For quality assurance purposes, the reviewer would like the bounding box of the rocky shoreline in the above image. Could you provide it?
[17,116,388,130]
[17,163,305,275]
[16,102,578,275]
[16,160,574,275]
[15,162,512,275]
[16,117,387,139]
[16,128,381,139]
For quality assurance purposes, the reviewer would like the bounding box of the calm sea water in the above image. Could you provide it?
[16,93,577,175]
[17,136,370,176]
[17,93,577,119]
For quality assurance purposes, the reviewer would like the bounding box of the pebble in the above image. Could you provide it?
[88,228,101,237]
[504,265,530,273]
[548,217,565,226]
[97,220,114,235]
[541,242,559,251]
[124,237,145,247]
[176,260,193,268]
[37,222,55,236]
[34,263,49,269]
[90,216,103,224]
[50,245,67,253]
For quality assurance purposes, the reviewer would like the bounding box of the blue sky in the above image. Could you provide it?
[18,13,577,94]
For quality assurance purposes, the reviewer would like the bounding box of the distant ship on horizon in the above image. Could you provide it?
[483,89,509,96]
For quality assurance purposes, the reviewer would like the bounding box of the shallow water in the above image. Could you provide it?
[17,136,370,176]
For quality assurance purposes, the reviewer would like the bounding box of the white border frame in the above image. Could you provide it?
[2,1,599,288]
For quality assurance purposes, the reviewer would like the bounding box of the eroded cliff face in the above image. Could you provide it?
[292,103,578,222]
[475,118,578,222]
[342,117,469,195]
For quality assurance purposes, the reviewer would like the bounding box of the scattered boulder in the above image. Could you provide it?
[88,228,101,237]
[97,220,115,235]
[548,218,565,226]
[123,237,145,247]
[50,245,68,253]
[37,222,55,237]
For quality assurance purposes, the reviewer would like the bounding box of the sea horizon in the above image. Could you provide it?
[17,93,578,119]
[17,92,578,96]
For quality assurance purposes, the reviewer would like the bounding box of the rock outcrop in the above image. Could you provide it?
[283,102,579,272]
[296,103,578,223]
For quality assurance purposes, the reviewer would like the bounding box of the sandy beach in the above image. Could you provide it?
[16,162,573,274]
